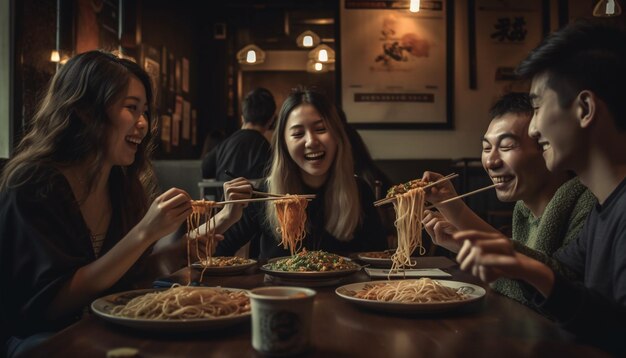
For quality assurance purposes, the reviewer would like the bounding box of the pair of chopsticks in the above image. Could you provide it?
[191,194,317,208]
[217,194,316,206]
[424,183,498,210]
[218,171,316,204]
[374,173,459,207]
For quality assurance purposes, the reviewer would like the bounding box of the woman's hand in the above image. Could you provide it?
[421,171,458,204]
[422,210,461,252]
[137,188,192,245]
[219,177,253,226]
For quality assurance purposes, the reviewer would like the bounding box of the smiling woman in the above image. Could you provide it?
[211,87,388,260]
[0,50,202,356]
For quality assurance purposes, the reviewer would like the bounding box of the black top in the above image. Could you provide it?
[215,178,388,259]
[201,129,271,182]
[530,177,626,355]
[0,166,144,342]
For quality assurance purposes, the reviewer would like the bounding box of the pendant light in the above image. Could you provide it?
[296,30,321,48]
[237,44,266,65]
[308,44,335,63]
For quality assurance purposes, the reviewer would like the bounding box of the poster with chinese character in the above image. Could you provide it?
[340,0,453,129]
[474,0,547,95]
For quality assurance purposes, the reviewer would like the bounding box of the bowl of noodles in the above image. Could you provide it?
[335,278,485,313]
[190,256,257,274]
[260,250,362,279]
[91,285,251,331]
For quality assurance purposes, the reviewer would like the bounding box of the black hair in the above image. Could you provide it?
[489,92,533,119]
[516,21,626,130]
[242,87,276,126]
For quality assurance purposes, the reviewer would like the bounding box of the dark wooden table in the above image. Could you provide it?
[29,257,609,357]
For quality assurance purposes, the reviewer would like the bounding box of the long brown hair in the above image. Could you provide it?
[0,50,158,234]
[266,87,360,241]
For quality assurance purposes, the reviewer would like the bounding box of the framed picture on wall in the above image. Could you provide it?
[182,57,189,93]
[340,0,454,129]
[140,44,161,104]
[468,0,549,93]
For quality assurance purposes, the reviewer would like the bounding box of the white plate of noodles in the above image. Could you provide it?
[91,286,251,332]
[335,279,485,313]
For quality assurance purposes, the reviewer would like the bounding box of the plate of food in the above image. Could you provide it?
[335,278,485,313]
[190,256,257,274]
[260,250,362,279]
[356,250,419,267]
[91,285,251,332]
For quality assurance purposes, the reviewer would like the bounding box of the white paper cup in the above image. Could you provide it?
[249,286,316,356]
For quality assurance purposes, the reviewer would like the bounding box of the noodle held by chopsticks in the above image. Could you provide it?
[187,200,218,282]
[274,195,308,255]
[390,187,426,274]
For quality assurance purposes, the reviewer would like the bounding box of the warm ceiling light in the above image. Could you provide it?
[246,50,256,63]
[237,44,266,65]
[410,0,420,12]
[593,0,622,16]
[50,50,60,62]
[306,60,328,73]
[308,44,335,63]
[318,49,328,62]
[296,30,320,48]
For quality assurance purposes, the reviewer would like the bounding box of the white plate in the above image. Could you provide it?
[190,257,257,274]
[357,251,418,267]
[91,287,250,332]
[261,255,361,279]
[364,268,451,278]
[335,280,485,313]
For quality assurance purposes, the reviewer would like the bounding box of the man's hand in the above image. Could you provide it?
[422,210,461,252]
[453,230,555,297]
[422,171,459,204]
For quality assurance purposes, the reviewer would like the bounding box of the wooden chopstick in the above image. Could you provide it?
[252,190,285,198]
[217,194,315,205]
[373,173,458,207]
[425,183,498,210]
[421,173,459,190]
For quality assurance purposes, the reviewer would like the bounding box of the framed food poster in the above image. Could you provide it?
[340,0,454,129]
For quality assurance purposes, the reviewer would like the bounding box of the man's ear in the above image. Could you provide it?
[577,90,597,129]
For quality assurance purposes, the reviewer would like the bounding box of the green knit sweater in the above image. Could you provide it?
[490,177,596,306]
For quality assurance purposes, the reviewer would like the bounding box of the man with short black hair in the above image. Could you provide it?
[423,92,595,307]
[202,88,276,197]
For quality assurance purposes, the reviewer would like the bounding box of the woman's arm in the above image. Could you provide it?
[190,177,253,237]
[46,188,191,320]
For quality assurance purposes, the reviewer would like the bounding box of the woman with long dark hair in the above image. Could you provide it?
[0,51,204,356]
